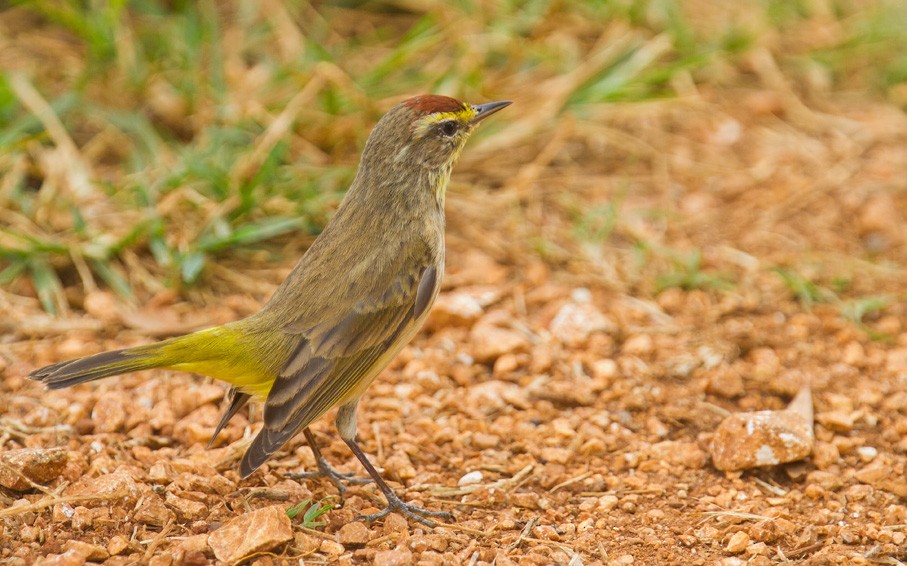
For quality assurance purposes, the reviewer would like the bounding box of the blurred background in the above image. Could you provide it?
[5,3,907,562]
[1,0,906,324]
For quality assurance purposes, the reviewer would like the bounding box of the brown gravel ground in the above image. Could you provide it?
[5,42,907,566]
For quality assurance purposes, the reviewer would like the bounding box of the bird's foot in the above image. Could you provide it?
[355,490,454,527]
[287,457,371,503]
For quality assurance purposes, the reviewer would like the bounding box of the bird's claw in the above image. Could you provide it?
[287,458,372,504]
[355,491,454,527]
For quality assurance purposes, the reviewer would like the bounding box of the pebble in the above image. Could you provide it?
[38,549,88,566]
[816,411,855,433]
[338,521,370,548]
[472,432,500,449]
[726,531,750,553]
[166,492,208,520]
[710,386,814,471]
[887,347,907,372]
[648,440,707,469]
[706,368,745,399]
[622,334,654,356]
[134,493,175,527]
[64,469,142,502]
[373,545,413,566]
[177,534,209,555]
[92,391,128,433]
[466,380,530,413]
[208,505,293,565]
[857,446,878,462]
[854,460,907,497]
[470,322,530,363]
[319,539,345,556]
[549,300,615,347]
[107,536,130,556]
[0,447,67,491]
[63,540,109,562]
[811,441,840,469]
[458,470,484,486]
[427,292,484,329]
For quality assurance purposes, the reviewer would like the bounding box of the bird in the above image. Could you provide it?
[29,94,511,526]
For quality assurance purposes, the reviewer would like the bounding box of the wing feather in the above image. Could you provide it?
[239,247,439,477]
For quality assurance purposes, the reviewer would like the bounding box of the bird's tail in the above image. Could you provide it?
[29,340,181,389]
[30,324,281,397]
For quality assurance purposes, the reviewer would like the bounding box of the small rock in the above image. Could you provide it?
[0,447,67,491]
[173,404,221,446]
[706,368,744,399]
[472,432,500,449]
[598,495,619,512]
[466,380,530,414]
[457,470,484,486]
[648,441,707,469]
[710,386,813,471]
[148,462,173,484]
[208,505,293,566]
[510,492,540,509]
[64,469,142,503]
[887,348,907,372]
[92,391,128,433]
[134,494,175,527]
[726,531,750,553]
[811,442,840,469]
[591,359,619,381]
[52,502,74,523]
[165,492,208,520]
[427,292,484,329]
[84,290,122,323]
[178,533,210,554]
[319,539,345,556]
[39,549,88,566]
[857,446,878,462]
[816,411,855,433]
[449,249,508,286]
[528,379,595,407]
[470,322,530,363]
[854,459,907,497]
[71,506,93,530]
[64,540,109,561]
[533,525,560,541]
[549,301,615,347]
[374,545,413,566]
[622,334,654,356]
[540,447,571,464]
[383,512,409,536]
[842,341,865,366]
[338,521,370,548]
[492,353,520,377]
[384,450,416,481]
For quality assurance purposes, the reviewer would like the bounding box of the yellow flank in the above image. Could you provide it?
[157,326,284,398]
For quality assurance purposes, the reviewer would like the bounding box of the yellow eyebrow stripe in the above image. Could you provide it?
[414,107,478,134]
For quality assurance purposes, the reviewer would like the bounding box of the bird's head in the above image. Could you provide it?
[363,94,511,174]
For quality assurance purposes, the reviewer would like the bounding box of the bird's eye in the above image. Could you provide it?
[439,121,458,137]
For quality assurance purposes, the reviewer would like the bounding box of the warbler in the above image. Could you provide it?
[29,94,511,526]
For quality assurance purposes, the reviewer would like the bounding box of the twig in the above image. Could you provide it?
[141,517,175,562]
[550,471,593,493]
[423,464,535,498]
[0,493,128,518]
[507,516,538,551]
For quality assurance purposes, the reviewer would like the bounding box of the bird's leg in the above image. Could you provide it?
[287,427,371,504]
[336,401,454,527]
